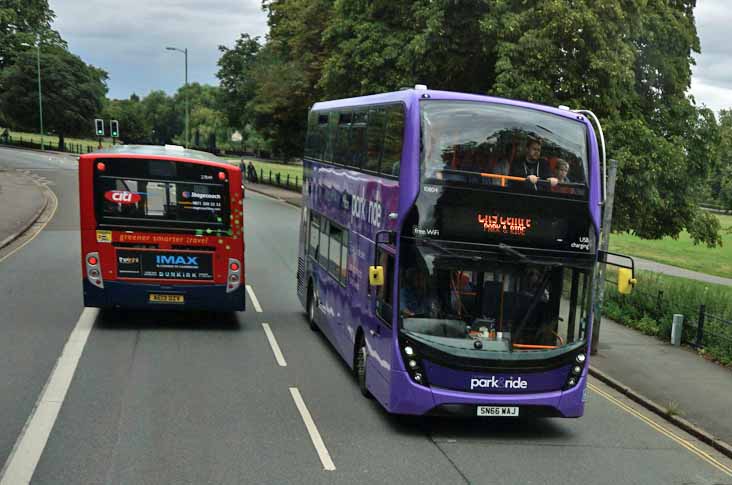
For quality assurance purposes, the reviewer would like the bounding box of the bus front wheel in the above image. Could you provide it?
[307,284,318,332]
[355,340,371,398]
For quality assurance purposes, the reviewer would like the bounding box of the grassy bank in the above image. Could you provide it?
[0,128,116,149]
[609,214,732,278]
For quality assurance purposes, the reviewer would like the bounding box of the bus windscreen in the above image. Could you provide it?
[94,158,230,233]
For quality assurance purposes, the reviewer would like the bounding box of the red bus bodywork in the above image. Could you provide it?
[79,146,245,311]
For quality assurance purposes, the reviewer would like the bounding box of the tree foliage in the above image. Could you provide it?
[0,46,107,137]
[0,0,65,72]
[229,0,721,243]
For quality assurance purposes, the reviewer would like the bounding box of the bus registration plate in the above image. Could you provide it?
[477,406,519,417]
[149,294,184,304]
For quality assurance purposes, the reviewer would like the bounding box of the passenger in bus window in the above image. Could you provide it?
[509,138,558,190]
[551,159,575,194]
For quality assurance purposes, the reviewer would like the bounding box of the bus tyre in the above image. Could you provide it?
[307,285,318,332]
[355,341,371,398]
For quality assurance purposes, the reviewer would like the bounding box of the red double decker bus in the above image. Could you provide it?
[78,145,245,311]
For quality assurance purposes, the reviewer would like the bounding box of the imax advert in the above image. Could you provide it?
[116,250,213,280]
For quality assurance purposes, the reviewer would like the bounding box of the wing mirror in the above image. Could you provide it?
[617,267,637,295]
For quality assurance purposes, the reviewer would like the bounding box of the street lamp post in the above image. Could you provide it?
[21,37,44,150]
[165,46,189,148]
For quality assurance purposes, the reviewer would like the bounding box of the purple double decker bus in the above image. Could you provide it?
[297,86,625,418]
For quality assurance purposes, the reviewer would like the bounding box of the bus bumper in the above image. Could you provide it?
[83,280,246,311]
[388,370,586,418]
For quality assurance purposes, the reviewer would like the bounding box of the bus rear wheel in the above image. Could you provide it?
[307,284,318,332]
[355,340,371,398]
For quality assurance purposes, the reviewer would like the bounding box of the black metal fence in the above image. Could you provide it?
[245,167,302,192]
[605,278,732,363]
[0,136,98,154]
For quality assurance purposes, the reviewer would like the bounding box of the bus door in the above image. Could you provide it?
[368,246,395,395]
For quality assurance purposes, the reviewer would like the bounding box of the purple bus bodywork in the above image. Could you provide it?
[297,88,602,417]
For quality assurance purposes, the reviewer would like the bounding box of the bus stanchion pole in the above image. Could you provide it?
[591,159,618,355]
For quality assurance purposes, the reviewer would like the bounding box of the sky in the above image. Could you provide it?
[48,0,268,100]
[49,1,731,113]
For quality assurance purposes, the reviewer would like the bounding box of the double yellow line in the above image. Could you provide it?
[589,382,732,477]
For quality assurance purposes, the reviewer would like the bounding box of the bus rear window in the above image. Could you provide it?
[94,158,230,234]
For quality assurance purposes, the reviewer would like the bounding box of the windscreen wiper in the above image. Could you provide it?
[498,243,528,261]
[418,239,483,261]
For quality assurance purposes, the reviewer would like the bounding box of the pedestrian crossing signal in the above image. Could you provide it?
[110,120,119,138]
[94,119,104,136]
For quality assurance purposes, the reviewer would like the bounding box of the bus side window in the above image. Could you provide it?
[375,249,395,326]
[350,111,367,170]
[335,111,352,166]
[319,218,330,268]
[309,213,320,259]
[382,104,405,177]
[364,108,385,173]
[324,111,338,163]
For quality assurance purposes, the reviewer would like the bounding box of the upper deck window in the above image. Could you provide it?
[421,101,589,197]
[305,103,405,179]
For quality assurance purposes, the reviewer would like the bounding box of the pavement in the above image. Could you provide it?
[0,169,48,248]
[248,180,732,456]
[633,257,732,287]
[244,180,303,207]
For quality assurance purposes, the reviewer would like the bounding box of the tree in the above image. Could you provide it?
[0,0,65,72]
[0,45,107,137]
[321,0,493,97]
[104,95,147,143]
[483,0,721,246]
[714,110,732,212]
[216,34,261,129]
[141,90,181,144]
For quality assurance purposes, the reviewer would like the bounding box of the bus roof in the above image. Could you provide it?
[311,87,584,121]
[81,144,235,169]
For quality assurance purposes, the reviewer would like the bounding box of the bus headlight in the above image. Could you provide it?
[400,340,428,386]
[576,353,586,364]
[572,365,582,375]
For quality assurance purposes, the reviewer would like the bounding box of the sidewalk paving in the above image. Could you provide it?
[246,181,732,449]
[633,256,732,287]
[244,181,302,207]
[593,316,732,446]
[0,170,47,248]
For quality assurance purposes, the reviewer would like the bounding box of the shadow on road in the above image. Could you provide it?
[94,309,243,332]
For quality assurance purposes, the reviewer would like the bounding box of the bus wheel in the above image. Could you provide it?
[355,340,371,398]
[307,285,318,332]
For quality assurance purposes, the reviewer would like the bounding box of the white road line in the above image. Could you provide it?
[0,307,99,485]
[246,284,263,312]
[261,323,287,367]
[289,387,335,471]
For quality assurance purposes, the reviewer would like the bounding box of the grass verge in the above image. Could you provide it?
[609,214,732,279]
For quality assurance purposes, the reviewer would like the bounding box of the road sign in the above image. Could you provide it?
[94,119,104,136]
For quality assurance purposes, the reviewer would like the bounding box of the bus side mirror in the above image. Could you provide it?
[369,266,384,286]
[617,267,637,295]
